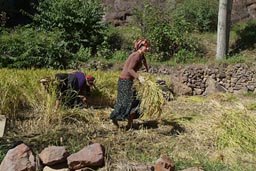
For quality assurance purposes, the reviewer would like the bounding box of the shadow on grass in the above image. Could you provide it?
[135,120,159,129]
[129,117,190,135]
[160,117,192,136]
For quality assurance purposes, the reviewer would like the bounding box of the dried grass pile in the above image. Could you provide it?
[134,76,165,119]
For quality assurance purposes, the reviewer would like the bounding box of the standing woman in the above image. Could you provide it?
[110,38,150,129]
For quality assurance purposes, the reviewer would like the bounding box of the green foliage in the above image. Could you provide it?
[246,102,256,110]
[174,0,218,32]
[218,111,256,154]
[231,20,256,53]
[0,11,8,27]
[133,0,205,62]
[96,26,136,60]
[103,25,141,56]
[105,26,124,51]
[175,155,235,171]
[220,54,246,64]
[0,27,72,69]
[0,145,8,163]
[96,37,113,59]
[173,49,201,64]
[111,50,128,61]
[33,0,106,53]
[0,0,109,68]
[75,46,92,62]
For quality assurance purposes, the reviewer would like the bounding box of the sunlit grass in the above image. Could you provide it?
[1,69,256,171]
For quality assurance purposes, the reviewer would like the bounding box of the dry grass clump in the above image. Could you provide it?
[133,75,165,119]
[0,68,54,119]
[86,70,118,107]
[0,68,118,126]
[169,96,256,167]
[217,111,256,154]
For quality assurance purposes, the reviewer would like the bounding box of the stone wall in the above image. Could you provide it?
[149,63,256,96]
[85,61,256,96]
[101,0,256,26]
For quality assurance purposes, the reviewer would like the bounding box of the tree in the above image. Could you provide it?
[33,0,106,54]
[216,0,233,60]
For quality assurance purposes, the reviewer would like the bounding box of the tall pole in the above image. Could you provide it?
[216,0,232,60]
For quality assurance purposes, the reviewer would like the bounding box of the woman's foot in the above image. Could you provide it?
[111,118,119,128]
[127,113,135,129]
[125,125,134,131]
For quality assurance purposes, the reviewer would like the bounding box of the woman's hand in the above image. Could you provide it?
[82,96,87,104]
[138,76,145,84]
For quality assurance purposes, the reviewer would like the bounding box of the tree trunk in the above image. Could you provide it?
[216,0,233,60]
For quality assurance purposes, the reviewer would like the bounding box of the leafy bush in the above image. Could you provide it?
[96,37,113,59]
[173,49,198,64]
[0,11,8,27]
[104,26,141,53]
[112,50,129,61]
[231,20,256,53]
[174,0,218,32]
[75,46,92,62]
[96,26,136,60]
[133,1,205,62]
[0,145,8,163]
[221,54,246,64]
[0,27,73,69]
[33,0,107,54]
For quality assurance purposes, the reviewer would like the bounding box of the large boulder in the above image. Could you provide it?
[0,143,36,171]
[67,143,104,170]
[101,0,176,26]
[155,155,175,171]
[39,146,69,166]
[101,0,256,26]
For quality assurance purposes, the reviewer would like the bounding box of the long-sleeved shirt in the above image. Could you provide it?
[120,51,145,80]
[74,71,86,90]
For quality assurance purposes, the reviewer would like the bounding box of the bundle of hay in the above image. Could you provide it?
[134,76,165,119]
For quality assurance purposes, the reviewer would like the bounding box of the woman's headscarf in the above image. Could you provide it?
[134,38,150,72]
[86,75,96,87]
[134,38,150,51]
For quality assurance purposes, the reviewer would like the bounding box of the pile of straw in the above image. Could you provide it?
[134,77,165,119]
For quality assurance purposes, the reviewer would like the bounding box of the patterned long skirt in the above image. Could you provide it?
[110,78,140,120]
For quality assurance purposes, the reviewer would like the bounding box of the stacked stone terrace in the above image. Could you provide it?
[151,63,256,96]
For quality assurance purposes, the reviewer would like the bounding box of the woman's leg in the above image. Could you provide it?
[127,113,135,129]
[112,118,119,127]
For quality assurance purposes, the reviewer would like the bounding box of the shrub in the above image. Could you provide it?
[96,37,113,59]
[112,50,129,61]
[75,46,92,62]
[33,0,107,54]
[104,25,141,53]
[0,11,8,27]
[173,49,198,64]
[174,0,218,32]
[0,27,72,69]
[96,26,137,60]
[230,20,256,53]
[133,0,205,62]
